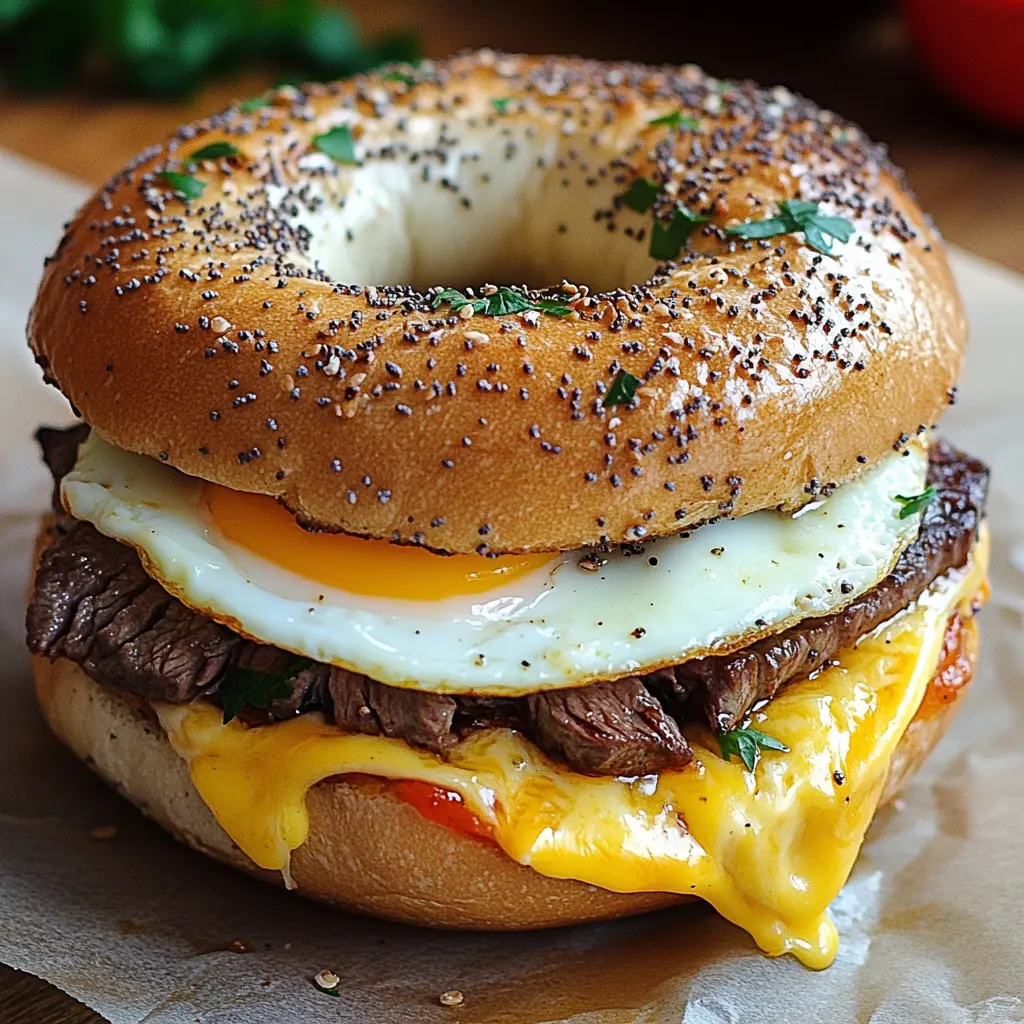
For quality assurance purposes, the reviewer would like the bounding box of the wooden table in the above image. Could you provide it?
[1,5,1021,1021]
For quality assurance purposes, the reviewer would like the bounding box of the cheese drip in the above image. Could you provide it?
[157,534,987,969]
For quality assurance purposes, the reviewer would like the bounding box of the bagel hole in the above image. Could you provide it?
[299,127,660,294]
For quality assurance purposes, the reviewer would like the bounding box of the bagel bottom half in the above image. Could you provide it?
[31,636,971,932]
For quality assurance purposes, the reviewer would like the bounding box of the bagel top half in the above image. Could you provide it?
[28,51,965,555]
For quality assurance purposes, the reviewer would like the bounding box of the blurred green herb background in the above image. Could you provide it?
[0,0,417,96]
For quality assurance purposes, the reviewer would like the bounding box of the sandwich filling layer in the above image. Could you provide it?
[156,539,986,969]
[26,428,990,967]
[29,429,988,777]
[59,432,927,694]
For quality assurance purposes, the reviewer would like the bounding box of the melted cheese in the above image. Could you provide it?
[157,533,987,969]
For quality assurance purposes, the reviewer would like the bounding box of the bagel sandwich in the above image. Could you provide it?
[25,52,989,969]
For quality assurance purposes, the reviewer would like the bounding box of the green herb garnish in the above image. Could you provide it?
[491,97,511,114]
[893,485,938,520]
[431,286,573,318]
[648,110,699,130]
[618,177,660,215]
[381,69,417,86]
[238,95,268,113]
[602,370,640,408]
[649,205,709,261]
[717,726,790,773]
[313,125,360,164]
[219,657,313,724]
[158,171,205,201]
[616,177,707,259]
[188,141,240,162]
[725,199,854,255]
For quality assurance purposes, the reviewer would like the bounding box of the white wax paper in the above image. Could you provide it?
[1,148,1023,1023]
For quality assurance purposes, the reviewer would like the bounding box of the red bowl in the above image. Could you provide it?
[901,0,1024,130]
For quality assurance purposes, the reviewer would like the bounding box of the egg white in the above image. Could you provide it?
[62,435,927,694]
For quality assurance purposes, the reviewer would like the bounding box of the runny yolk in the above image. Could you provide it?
[204,483,555,601]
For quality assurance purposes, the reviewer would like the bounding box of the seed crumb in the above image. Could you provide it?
[314,969,340,992]
[439,989,465,1007]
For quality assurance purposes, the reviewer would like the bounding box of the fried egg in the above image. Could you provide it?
[62,435,928,694]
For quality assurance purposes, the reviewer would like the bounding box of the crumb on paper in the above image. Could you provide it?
[439,989,465,1007]
[89,825,117,840]
[314,969,340,994]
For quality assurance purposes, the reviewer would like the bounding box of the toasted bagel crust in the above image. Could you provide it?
[29,52,964,554]
[30,640,970,930]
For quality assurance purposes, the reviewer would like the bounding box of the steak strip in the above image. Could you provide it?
[675,440,988,730]
[28,428,987,776]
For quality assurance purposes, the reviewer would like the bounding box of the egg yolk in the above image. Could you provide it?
[204,483,555,600]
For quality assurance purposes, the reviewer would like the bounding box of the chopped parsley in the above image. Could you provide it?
[381,69,417,86]
[188,141,240,162]
[648,110,699,130]
[649,205,709,261]
[717,726,790,773]
[313,125,360,164]
[618,177,660,215]
[602,370,640,408]
[238,95,268,113]
[725,199,854,255]
[616,176,707,260]
[491,97,512,114]
[158,171,205,201]
[430,286,573,318]
[894,485,938,520]
[219,656,313,724]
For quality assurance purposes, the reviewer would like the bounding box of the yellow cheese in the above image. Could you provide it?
[156,536,987,970]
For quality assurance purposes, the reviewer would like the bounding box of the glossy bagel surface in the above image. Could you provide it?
[29,52,965,554]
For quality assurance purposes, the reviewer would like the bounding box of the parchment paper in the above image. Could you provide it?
[1,147,1022,1024]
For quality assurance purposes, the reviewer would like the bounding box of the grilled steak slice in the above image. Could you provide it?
[329,667,458,753]
[527,677,691,775]
[26,426,988,777]
[28,519,239,703]
[675,440,989,730]
[36,423,90,512]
